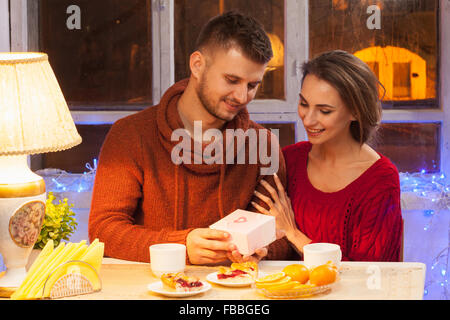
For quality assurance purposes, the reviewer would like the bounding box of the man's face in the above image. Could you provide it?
[196,48,267,122]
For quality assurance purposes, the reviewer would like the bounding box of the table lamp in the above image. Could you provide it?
[0,53,82,292]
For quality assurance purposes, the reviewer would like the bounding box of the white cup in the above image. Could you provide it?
[303,243,342,270]
[149,243,186,278]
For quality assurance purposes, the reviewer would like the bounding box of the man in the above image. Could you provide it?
[88,11,295,264]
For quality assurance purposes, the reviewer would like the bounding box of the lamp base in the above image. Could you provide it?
[0,266,26,287]
[0,267,26,297]
[0,286,16,298]
[0,155,47,298]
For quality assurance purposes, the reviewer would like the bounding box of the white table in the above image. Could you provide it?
[88,258,426,300]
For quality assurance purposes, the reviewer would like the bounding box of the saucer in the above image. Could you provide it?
[147,281,211,298]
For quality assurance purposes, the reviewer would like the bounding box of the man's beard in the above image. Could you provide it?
[197,75,236,122]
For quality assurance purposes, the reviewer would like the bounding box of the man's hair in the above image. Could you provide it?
[195,11,273,64]
[301,50,382,145]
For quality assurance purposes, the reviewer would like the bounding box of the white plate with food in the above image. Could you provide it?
[148,281,211,298]
[206,262,262,287]
[206,271,266,287]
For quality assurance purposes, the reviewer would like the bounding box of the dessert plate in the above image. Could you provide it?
[147,281,211,298]
[206,272,262,287]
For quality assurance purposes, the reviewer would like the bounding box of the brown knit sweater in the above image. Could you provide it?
[88,79,296,263]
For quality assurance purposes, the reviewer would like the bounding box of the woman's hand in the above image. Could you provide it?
[252,174,312,255]
[251,173,298,237]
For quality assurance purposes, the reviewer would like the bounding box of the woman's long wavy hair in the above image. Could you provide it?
[301,50,384,145]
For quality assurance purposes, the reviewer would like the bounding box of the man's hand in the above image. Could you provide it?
[226,229,284,263]
[186,228,234,265]
[227,247,268,264]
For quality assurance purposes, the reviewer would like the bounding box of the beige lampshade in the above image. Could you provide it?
[0,52,82,156]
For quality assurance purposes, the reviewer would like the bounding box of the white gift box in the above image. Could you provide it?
[209,209,276,255]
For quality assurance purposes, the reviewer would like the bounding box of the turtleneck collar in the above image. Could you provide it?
[157,78,251,175]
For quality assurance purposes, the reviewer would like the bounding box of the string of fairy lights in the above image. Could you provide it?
[400,171,449,299]
[37,159,98,194]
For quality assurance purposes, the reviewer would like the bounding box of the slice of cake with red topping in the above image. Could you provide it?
[161,273,204,292]
[217,262,258,282]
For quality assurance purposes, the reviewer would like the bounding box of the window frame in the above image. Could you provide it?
[440,0,450,176]
[8,0,450,175]
[0,0,9,51]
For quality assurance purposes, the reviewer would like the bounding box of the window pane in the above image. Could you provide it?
[39,0,152,110]
[369,123,440,173]
[258,123,296,149]
[36,125,112,173]
[174,0,285,100]
[33,122,296,172]
[309,0,437,108]
[393,63,412,99]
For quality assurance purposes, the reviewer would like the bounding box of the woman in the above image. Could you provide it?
[252,50,403,262]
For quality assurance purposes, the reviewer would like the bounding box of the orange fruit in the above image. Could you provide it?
[255,272,286,284]
[282,264,310,284]
[265,280,299,291]
[292,283,316,290]
[309,262,338,286]
[255,275,292,289]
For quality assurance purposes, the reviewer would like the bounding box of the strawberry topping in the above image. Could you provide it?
[176,278,203,288]
[217,269,248,280]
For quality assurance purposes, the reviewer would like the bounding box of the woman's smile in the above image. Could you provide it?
[306,128,325,137]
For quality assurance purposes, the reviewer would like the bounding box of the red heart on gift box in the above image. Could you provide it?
[233,217,247,223]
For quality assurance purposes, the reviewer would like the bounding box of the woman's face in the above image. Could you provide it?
[298,74,356,146]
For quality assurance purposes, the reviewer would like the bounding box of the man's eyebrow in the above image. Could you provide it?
[226,74,262,85]
[225,73,242,80]
[299,93,336,108]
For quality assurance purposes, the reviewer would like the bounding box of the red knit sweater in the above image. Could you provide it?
[88,79,294,263]
[283,141,403,262]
